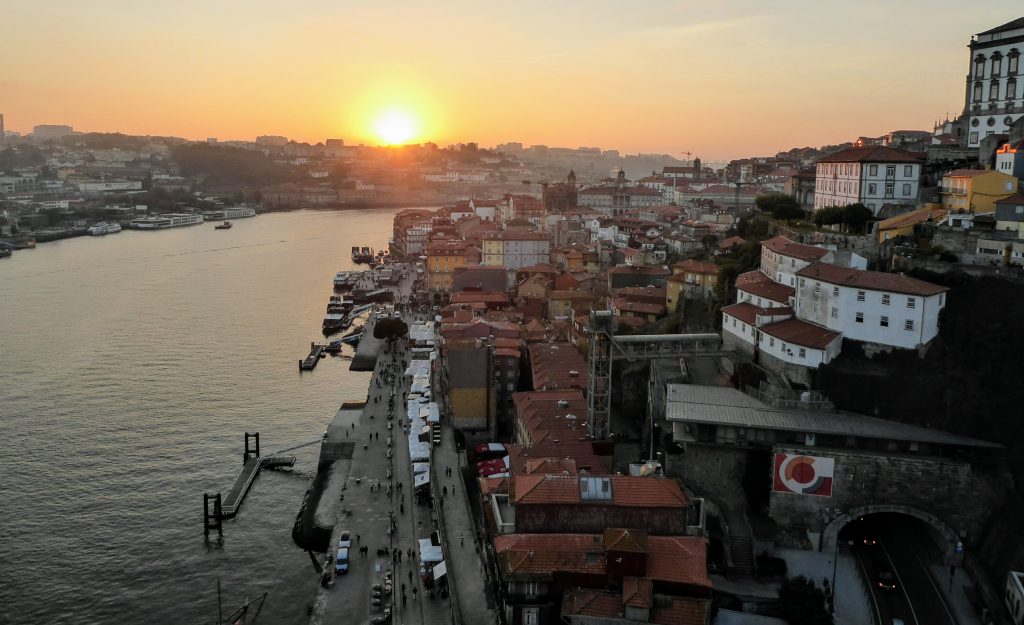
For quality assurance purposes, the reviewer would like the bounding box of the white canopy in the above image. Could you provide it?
[414,471,430,488]
[408,440,431,462]
[419,403,440,423]
[433,561,447,580]
[418,539,443,563]
[412,462,430,474]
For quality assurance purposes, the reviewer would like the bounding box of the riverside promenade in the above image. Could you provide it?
[309,265,491,625]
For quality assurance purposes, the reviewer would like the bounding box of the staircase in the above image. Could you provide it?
[729,534,757,579]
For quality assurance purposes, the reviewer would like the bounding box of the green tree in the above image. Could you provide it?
[813,203,874,234]
[755,192,805,220]
[777,576,833,625]
[701,234,719,252]
[373,317,409,343]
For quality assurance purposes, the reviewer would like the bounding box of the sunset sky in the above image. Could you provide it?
[1,1,1019,160]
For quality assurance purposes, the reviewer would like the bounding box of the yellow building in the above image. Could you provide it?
[665,274,685,314]
[670,259,718,299]
[875,206,948,243]
[426,240,471,298]
[941,169,1018,214]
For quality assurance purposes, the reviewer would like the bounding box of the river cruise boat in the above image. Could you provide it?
[88,222,123,235]
[351,246,374,263]
[323,313,351,335]
[201,206,257,221]
[129,213,205,229]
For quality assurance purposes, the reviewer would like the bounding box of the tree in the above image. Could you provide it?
[755,192,805,220]
[777,576,833,625]
[373,317,409,343]
[813,203,874,234]
[701,234,720,252]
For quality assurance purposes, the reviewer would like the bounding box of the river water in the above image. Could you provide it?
[0,209,410,624]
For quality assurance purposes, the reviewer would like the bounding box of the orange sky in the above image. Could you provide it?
[1,2,1019,160]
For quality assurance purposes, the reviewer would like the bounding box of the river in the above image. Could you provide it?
[0,208,414,624]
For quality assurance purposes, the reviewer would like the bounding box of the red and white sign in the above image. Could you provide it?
[773,453,834,497]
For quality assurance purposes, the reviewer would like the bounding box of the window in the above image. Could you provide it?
[799,348,806,358]
[902,183,911,196]
[993,54,1002,76]
[973,82,983,102]
[886,165,896,177]
[969,131,979,144]
[769,338,775,347]
[885,183,895,197]
[990,81,1000,100]
[904,319,915,331]
[904,165,913,177]
[975,56,985,78]
[869,165,878,176]
[1010,52,1020,75]
[857,290,865,301]
[831,307,838,319]
[799,278,805,287]
[880,316,889,327]
[882,294,890,305]
[907,297,916,309]
[814,282,820,294]
[868,183,877,194]
[855,312,864,323]
[1009,78,1018,100]
[833,287,839,297]
[523,607,540,625]
[732,318,736,327]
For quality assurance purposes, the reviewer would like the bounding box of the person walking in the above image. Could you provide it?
[442,486,447,497]
[412,586,418,599]
[460,534,464,547]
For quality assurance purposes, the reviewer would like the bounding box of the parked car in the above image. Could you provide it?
[335,547,350,574]
[338,530,352,549]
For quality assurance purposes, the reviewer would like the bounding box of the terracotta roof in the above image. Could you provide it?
[735,270,794,303]
[718,235,747,250]
[510,474,687,508]
[995,193,1024,206]
[673,259,718,275]
[622,577,654,608]
[493,534,606,579]
[562,590,624,619]
[604,528,649,553]
[876,208,947,231]
[796,261,948,296]
[615,299,666,315]
[450,291,510,305]
[761,235,829,261]
[816,145,924,164]
[579,185,662,196]
[758,318,841,350]
[651,596,710,625]
[944,168,990,178]
[721,302,792,325]
[646,535,711,588]
[608,265,671,276]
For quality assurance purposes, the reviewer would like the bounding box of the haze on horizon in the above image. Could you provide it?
[2,0,1018,160]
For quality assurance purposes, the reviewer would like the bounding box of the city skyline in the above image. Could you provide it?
[2,2,1019,159]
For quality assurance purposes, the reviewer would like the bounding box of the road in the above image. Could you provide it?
[848,515,957,625]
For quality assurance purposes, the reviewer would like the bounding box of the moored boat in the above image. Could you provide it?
[214,221,232,230]
[129,213,204,229]
[88,222,123,235]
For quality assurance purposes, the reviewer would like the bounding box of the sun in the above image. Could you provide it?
[373,109,418,145]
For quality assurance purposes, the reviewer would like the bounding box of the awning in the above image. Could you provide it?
[418,539,443,563]
[412,462,430,474]
[433,561,447,580]
[414,471,431,488]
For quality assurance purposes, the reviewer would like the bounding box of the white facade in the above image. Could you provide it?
[79,180,143,193]
[793,272,945,349]
[964,20,1024,147]
[755,324,841,368]
[814,160,921,214]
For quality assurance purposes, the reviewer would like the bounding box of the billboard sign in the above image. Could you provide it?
[773,453,834,497]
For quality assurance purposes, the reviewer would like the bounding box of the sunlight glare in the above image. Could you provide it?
[373,109,418,145]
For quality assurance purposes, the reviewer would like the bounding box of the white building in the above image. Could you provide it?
[78,180,143,194]
[577,170,663,216]
[794,261,947,350]
[759,235,829,288]
[481,231,550,269]
[814,146,924,214]
[964,18,1024,148]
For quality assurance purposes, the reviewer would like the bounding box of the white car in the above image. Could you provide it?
[338,530,352,549]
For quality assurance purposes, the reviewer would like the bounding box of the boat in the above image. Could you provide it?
[323,313,351,335]
[0,247,11,259]
[129,213,205,229]
[0,236,37,249]
[351,246,374,263]
[87,222,123,235]
[333,271,351,289]
[201,206,257,221]
[214,221,233,230]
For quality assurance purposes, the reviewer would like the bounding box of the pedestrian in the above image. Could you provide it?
[442,486,447,497]
[402,583,406,594]
[345,430,348,438]
[408,570,413,582]
[402,594,407,607]
[356,534,360,542]
[413,586,418,599]
[460,534,465,547]
[369,433,372,441]
[400,503,405,514]
[375,431,379,440]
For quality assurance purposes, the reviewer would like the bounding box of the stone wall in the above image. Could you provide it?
[768,446,994,549]
[756,350,813,388]
[673,443,752,510]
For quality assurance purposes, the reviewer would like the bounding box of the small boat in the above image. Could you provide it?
[351,246,374,263]
[0,247,11,259]
[214,221,232,230]
[323,313,351,335]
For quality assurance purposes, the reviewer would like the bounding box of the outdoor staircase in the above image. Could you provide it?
[729,533,757,579]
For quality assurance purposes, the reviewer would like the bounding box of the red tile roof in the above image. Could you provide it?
[995,193,1024,205]
[651,596,710,625]
[796,261,948,296]
[761,236,829,262]
[735,270,794,304]
[623,577,654,608]
[646,536,711,588]
[944,168,991,178]
[673,259,718,275]
[562,590,624,618]
[758,318,841,350]
[721,302,792,325]
[494,534,606,579]
[510,475,687,508]
[816,145,925,164]
[718,235,747,250]
[604,528,649,553]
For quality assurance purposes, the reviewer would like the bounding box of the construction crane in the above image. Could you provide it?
[681,151,693,166]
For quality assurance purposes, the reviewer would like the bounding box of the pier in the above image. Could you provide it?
[204,432,322,531]
[300,342,326,371]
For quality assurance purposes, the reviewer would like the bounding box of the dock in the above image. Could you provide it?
[300,342,326,371]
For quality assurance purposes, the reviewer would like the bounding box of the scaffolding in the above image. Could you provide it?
[587,310,613,439]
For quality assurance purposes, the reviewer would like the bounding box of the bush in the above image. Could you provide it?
[756,193,805,220]
[777,575,833,625]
